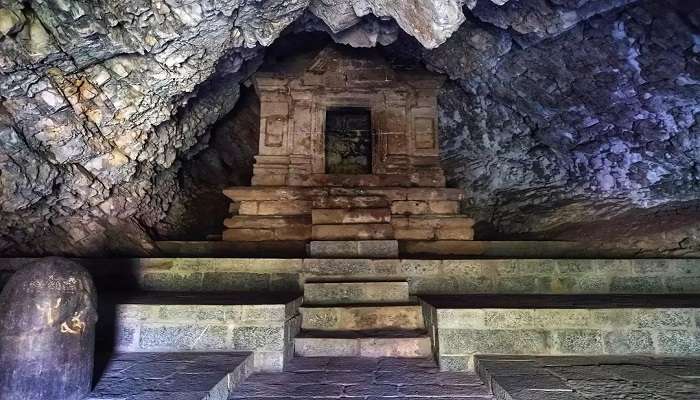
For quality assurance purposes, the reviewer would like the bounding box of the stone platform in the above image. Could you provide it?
[96,292,302,371]
[14,257,694,295]
[154,239,694,258]
[476,355,700,400]
[422,294,700,371]
[229,356,493,399]
[88,352,253,400]
[221,186,474,246]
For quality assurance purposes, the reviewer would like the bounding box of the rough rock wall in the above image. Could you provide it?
[423,1,700,253]
[0,0,470,255]
[0,0,698,256]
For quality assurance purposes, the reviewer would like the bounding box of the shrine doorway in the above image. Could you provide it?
[324,107,372,174]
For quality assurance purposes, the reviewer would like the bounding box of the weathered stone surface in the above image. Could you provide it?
[476,355,700,400]
[312,208,391,224]
[87,352,254,400]
[312,223,394,240]
[231,356,492,399]
[301,305,424,330]
[304,281,409,304]
[0,257,97,400]
[295,336,432,358]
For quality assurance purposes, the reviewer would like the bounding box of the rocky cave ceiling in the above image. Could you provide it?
[0,0,698,256]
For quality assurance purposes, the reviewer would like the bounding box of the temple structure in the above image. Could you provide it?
[221,46,474,257]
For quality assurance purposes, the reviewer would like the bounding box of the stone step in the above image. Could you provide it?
[96,293,303,372]
[301,305,423,331]
[294,332,432,358]
[313,195,389,209]
[223,186,465,202]
[308,240,399,258]
[312,208,391,224]
[224,215,311,229]
[421,294,700,372]
[87,352,254,400]
[391,200,460,215]
[312,223,394,240]
[304,281,410,305]
[223,226,311,241]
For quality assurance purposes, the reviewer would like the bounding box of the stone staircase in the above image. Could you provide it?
[309,192,399,258]
[294,281,433,358]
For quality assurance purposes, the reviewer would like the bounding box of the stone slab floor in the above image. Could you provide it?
[229,357,494,399]
[88,352,253,400]
[477,355,700,400]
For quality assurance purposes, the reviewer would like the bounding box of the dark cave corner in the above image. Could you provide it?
[154,85,260,242]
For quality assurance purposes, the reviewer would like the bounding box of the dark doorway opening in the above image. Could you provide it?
[325,107,372,174]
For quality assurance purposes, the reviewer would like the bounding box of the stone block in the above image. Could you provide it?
[300,307,339,330]
[359,337,433,358]
[532,310,594,329]
[666,276,700,293]
[230,327,285,351]
[391,200,429,214]
[496,276,551,293]
[295,338,360,357]
[485,310,536,329]
[436,309,486,329]
[357,240,399,258]
[394,227,434,240]
[302,258,374,275]
[407,215,475,228]
[404,188,464,201]
[656,330,700,354]
[610,276,666,293]
[158,305,226,322]
[428,200,460,214]
[439,329,550,354]
[223,215,310,229]
[311,208,390,224]
[253,352,285,372]
[436,227,474,240]
[554,330,604,353]
[274,226,312,240]
[312,224,393,240]
[115,325,137,349]
[603,330,655,354]
[439,355,471,372]
[637,309,694,328]
[224,187,324,201]
[301,305,424,331]
[258,200,312,215]
[140,325,227,350]
[313,195,388,208]
[240,305,287,322]
[141,272,202,291]
[303,281,409,305]
[252,174,287,186]
[308,241,356,258]
[222,228,275,241]
[201,272,269,291]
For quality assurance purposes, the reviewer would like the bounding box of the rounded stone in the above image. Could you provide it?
[0,257,97,400]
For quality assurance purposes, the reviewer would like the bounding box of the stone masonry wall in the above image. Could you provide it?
[106,299,302,372]
[428,305,700,371]
[2,258,698,295]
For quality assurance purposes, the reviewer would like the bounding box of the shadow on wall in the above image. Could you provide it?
[154,85,260,241]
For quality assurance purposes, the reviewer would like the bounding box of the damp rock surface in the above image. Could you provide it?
[0,0,698,256]
[0,257,97,400]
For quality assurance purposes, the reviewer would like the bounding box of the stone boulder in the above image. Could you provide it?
[0,257,97,400]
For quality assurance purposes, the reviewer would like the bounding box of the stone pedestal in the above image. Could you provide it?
[220,45,475,252]
[0,257,97,400]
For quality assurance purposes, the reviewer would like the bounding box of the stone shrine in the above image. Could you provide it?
[222,45,474,256]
